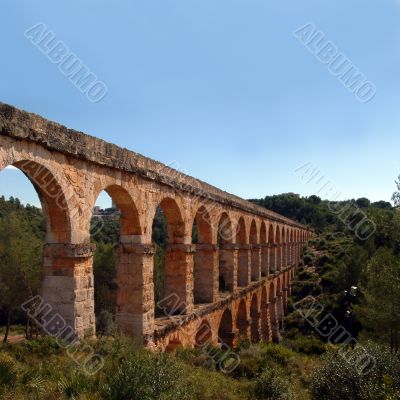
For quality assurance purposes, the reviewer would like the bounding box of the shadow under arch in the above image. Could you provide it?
[192,205,214,304]
[236,299,248,340]
[218,308,234,347]
[165,337,183,352]
[275,226,282,272]
[260,222,268,277]
[10,160,72,243]
[269,280,279,342]
[90,184,144,337]
[260,286,269,341]
[250,293,260,342]
[249,220,260,281]
[195,319,212,347]
[268,224,276,274]
[217,212,234,293]
[153,196,187,315]
[236,217,248,287]
[102,185,141,237]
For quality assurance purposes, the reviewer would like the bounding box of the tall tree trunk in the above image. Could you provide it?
[3,308,11,343]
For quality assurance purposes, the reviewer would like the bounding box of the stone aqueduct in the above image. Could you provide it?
[0,103,312,350]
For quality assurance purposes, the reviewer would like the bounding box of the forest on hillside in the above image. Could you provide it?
[0,182,400,399]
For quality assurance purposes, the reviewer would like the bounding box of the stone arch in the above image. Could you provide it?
[192,205,214,303]
[195,319,212,347]
[192,205,213,244]
[260,222,268,277]
[250,220,260,281]
[218,212,233,244]
[276,276,283,327]
[250,293,260,342]
[9,160,72,243]
[287,228,292,266]
[276,225,281,243]
[0,159,82,336]
[90,184,145,337]
[236,299,249,339]
[275,226,282,271]
[235,216,247,244]
[156,197,185,243]
[92,184,142,238]
[237,217,249,287]
[155,196,189,315]
[260,286,269,341]
[249,219,258,244]
[218,212,234,292]
[268,223,274,244]
[260,222,267,243]
[218,308,234,347]
[268,223,276,274]
[269,280,279,342]
[166,337,183,352]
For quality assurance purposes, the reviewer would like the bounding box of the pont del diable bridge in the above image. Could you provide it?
[0,103,312,350]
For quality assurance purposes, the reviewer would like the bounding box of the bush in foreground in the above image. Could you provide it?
[310,342,400,400]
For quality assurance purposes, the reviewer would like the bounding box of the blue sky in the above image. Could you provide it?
[1,0,400,208]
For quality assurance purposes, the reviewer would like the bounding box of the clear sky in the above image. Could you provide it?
[1,0,400,208]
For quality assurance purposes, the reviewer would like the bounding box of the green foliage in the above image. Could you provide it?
[355,248,400,352]
[103,352,192,400]
[93,243,117,321]
[285,336,326,356]
[0,351,18,387]
[252,366,294,400]
[0,200,44,336]
[303,254,313,266]
[310,342,400,400]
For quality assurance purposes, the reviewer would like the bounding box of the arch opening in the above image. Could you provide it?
[152,197,188,316]
[269,281,279,342]
[250,220,260,281]
[195,319,212,347]
[90,185,142,336]
[192,206,214,304]
[0,163,50,341]
[250,294,260,342]
[261,287,269,341]
[218,213,233,293]
[237,217,249,287]
[218,308,234,347]
[237,300,249,340]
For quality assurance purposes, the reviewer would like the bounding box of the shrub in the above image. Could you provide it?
[17,336,63,357]
[303,254,314,266]
[260,343,296,367]
[0,352,18,387]
[96,310,117,337]
[290,336,326,356]
[103,352,192,400]
[316,239,328,251]
[320,271,340,292]
[298,270,318,281]
[318,263,335,275]
[291,281,321,298]
[316,254,334,267]
[58,371,93,398]
[310,342,400,400]
[252,366,294,400]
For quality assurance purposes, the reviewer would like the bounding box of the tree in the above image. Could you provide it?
[311,342,400,400]
[0,212,43,342]
[392,174,400,208]
[355,248,400,353]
